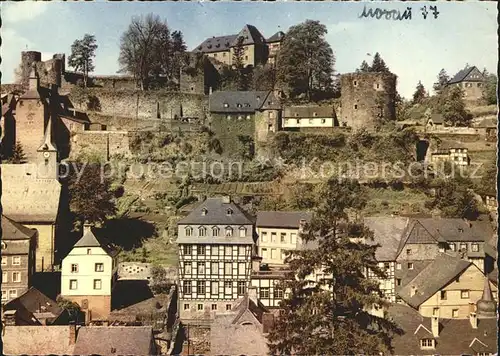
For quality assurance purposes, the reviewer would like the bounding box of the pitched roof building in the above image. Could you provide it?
[1,215,37,303]
[447,65,485,101]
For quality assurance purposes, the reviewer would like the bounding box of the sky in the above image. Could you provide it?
[1,1,497,99]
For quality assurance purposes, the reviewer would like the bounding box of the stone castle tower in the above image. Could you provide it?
[19,51,64,89]
[340,72,397,131]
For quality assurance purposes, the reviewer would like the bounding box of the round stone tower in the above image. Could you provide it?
[20,51,42,88]
[340,72,397,131]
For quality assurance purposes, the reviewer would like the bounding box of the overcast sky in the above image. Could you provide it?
[1,0,497,98]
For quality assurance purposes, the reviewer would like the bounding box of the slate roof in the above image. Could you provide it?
[364,216,410,261]
[448,66,484,84]
[178,197,254,225]
[193,24,265,54]
[193,34,238,53]
[2,215,37,240]
[398,253,473,308]
[4,287,66,325]
[2,325,76,355]
[256,211,313,229]
[209,90,271,113]
[267,31,285,43]
[73,227,118,257]
[283,106,335,118]
[388,303,497,355]
[73,326,156,356]
[415,218,493,242]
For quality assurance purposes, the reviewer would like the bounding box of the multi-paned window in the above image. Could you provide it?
[184,262,192,274]
[274,288,284,299]
[2,272,7,282]
[198,262,205,275]
[95,263,104,272]
[224,263,232,275]
[197,283,206,295]
[93,279,102,290]
[225,246,232,255]
[211,262,218,274]
[280,233,286,243]
[197,304,204,311]
[183,245,192,255]
[239,227,246,237]
[461,290,470,299]
[260,287,270,299]
[9,289,17,298]
[71,264,79,273]
[199,227,207,237]
[420,338,434,349]
[211,281,219,295]
[1,290,7,301]
[70,279,78,290]
[197,245,206,255]
[238,262,246,275]
[224,281,232,295]
[237,281,246,296]
[12,272,20,282]
[238,246,246,255]
[12,256,21,265]
[472,243,479,252]
[183,303,190,310]
[261,232,268,242]
[212,227,220,237]
[183,281,192,295]
[185,227,193,236]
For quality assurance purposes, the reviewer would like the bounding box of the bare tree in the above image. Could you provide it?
[118,14,174,90]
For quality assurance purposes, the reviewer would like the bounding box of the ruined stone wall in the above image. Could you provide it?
[91,77,138,90]
[69,89,208,121]
[70,131,131,160]
[340,72,397,131]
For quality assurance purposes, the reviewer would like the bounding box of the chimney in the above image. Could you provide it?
[252,256,262,272]
[3,310,18,326]
[83,221,92,236]
[410,286,417,297]
[69,322,77,344]
[248,286,258,305]
[298,219,307,231]
[209,87,213,95]
[469,312,478,329]
[431,316,439,337]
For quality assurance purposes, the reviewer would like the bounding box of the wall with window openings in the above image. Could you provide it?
[256,227,302,265]
[1,252,30,303]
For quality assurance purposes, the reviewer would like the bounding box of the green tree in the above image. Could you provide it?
[433,68,450,95]
[276,20,334,100]
[412,81,427,104]
[68,34,98,88]
[150,265,171,294]
[437,86,472,126]
[7,141,27,164]
[268,178,400,355]
[56,296,82,322]
[68,162,117,226]
[357,60,371,73]
[252,64,276,91]
[232,36,251,91]
[476,158,497,196]
[482,70,497,105]
[370,52,390,73]
[427,177,479,220]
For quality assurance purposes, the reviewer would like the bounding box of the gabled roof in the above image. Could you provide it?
[256,211,312,229]
[233,24,266,46]
[177,197,253,225]
[448,66,484,84]
[267,31,285,43]
[388,303,497,355]
[4,287,65,325]
[364,216,409,261]
[73,227,118,257]
[209,91,271,113]
[283,106,335,119]
[398,253,473,308]
[2,214,37,240]
[73,326,155,356]
[415,218,493,242]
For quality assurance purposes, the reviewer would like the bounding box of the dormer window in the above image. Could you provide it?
[1,242,6,250]
[245,103,251,108]
[237,103,242,108]
[420,338,435,349]
[199,227,207,237]
[186,227,193,237]
[225,227,233,237]
[313,112,317,117]
[226,208,233,216]
[212,226,220,237]
[239,226,247,238]
[224,103,229,108]
[201,208,208,216]
[458,227,463,233]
